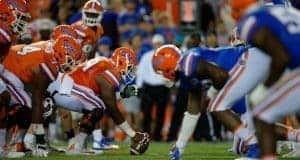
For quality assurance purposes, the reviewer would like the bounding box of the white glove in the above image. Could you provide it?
[207,86,218,99]
[249,84,268,106]
[32,144,49,157]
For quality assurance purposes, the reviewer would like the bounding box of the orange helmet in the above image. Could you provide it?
[51,25,78,40]
[82,0,104,27]
[52,35,83,73]
[152,44,181,81]
[230,0,258,21]
[0,0,30,35]
[111,47,137,84]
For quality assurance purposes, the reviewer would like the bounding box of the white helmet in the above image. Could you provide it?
[82,0,104,27]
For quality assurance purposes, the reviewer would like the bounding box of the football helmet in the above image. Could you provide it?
[52,35,83,73]
[111,47,137,85]
[0,0,30,35]
[82,0,104,27]
[230,0,258,21]
[51,25,78,40]
[152,44,181,81]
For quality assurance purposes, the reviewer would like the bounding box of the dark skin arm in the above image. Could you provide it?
[0,91,10,128]
[252,27,290,87]
[196,60,229,90]
[30,67,51,123]
[95,76,125,125]
[187,85,208,115]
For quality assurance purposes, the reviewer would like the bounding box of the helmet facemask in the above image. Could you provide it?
[11,9,30,35]
[59,55,78,73]
[120,64,136,85]
[82,10,102,27]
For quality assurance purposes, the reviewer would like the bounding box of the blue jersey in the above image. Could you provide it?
[238,5,300,69]
[179,46,248,114]
[179,46,247,78]
[178,46,247,90]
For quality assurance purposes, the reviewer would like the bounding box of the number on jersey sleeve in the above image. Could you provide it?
[17,45,42,56]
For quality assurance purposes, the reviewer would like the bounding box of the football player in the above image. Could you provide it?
[151,44,236,159]
[46,47,150,155]
[1,35,83,157]
[72,0,104,59]
[231,0,300,159]
[0,0,30,157]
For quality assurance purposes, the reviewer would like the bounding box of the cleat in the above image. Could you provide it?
[92,137,119,150]
[277,141,294,154]
[66,135,103,155]
[245,144,261,158]
[169,145,181,160]
[282,148,300,158]
[3,151,25,158]
[2,142,27,158]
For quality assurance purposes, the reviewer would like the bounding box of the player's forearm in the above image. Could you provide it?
[107,102,125,125]
[197,60,229,90]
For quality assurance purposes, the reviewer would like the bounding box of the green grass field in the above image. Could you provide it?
[3,142,299,160]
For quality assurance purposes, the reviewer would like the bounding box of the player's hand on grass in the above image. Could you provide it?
[32,134,49,157]
[32,143,49,157]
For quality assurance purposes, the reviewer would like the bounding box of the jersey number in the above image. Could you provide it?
[17,45,41,55]
[82,57,102,71]
[270,8,300,34]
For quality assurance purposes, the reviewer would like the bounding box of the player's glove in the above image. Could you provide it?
[130,132,150,155]
[120,85,138,98]
[32,135,49,157]
[32,143,49,157]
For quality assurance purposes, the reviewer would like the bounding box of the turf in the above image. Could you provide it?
[3,142,299,160]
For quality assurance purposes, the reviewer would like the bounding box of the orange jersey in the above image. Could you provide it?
[2,41,57,83]
[0,22,15,55]
[70,57,120,94]
[72,20,104,47]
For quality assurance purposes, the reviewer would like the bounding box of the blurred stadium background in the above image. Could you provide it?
[18,0,300,159]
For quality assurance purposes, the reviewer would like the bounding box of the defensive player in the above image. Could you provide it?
[46,47,150,155]
[151,44,234,158]
[153,42,265,159]
[231,0,300,159]
[1,35,83,157]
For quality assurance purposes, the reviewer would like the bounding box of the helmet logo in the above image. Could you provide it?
[61,27,75,37]
[8,0,26,11]
[63,40,77,57]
